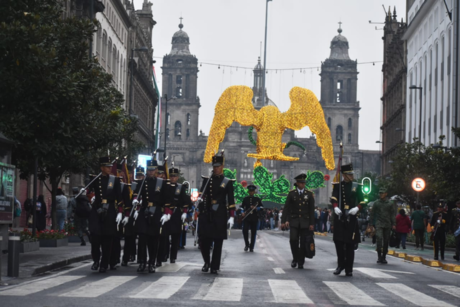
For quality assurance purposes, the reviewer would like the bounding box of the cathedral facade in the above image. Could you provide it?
[161,23,380,207]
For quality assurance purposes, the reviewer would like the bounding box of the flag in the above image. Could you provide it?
[332,143,343,183]
[121,157,133,199]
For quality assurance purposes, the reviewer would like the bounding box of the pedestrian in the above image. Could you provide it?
[369,187,396,264]
[67,187,77,224]
[411,204,426,250]
[281,173,315,269]
[13,197,22,228]
[25,195,47,232]
[330,163,365,277]
[320,208,328,233]
[241,184,263,252]
[69,187,91,246]
[88,155,123,273]
[198,151,236,274]
[395,209,411,249]
[316,208,322,232]
[314,207,319,231]
[55,188,68,231]
[269,209,274,229]
[431,203,448,260]
[326,209,331,233]
[450,200,460,261]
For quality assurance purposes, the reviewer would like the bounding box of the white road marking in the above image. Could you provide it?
[267,257,275,261]
[268,279,313,304]
[192,283,211,300]
[354,268,398,279]
[131,276,189,299]
[324,282,384,306]
[203,278,243,301]
[430,285,460,299]
[259,244,264,247]
[60,276,136,298]
[0,276,85,296]
[377,283,455,307]
[262,249,268,254]
[273,268,285,274]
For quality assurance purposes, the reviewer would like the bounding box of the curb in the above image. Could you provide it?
[31,254,92,276]
[387,250,460,273]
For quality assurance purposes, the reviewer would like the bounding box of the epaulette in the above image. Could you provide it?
[201,175,209,179]
[229,179,236,182]
[332,182,339,185]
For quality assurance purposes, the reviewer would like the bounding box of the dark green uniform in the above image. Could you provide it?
[281,188,315,266]
[369,198,395,256]
[241,195,263,250]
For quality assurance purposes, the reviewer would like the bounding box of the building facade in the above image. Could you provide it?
[161,23,381,206]
[380,7,407,177]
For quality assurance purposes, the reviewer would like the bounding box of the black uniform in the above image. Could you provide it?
[241,195,263,250]
[122,181,137,264]
[164,183,190,262]
[431,210,448,260]
[198,174,235,271]
[88,174,122,270]
[281,188,315,267]
[330,181,363,274]
[133,176,166,267]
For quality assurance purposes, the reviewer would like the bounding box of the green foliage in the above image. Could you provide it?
[223,168,248,203]
[304,171,325,190]
[253,166,290,204]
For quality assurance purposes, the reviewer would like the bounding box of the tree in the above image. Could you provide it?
[0,0,142,228]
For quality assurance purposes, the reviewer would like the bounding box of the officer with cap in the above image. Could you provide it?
[431,203,448,260]
[163,165,190,263]
[281,174,315,269]
[132,158,167,273]
[88,155,122,273]
[198,151,236,274]
[241,184,263,252]
[330,163,366,276]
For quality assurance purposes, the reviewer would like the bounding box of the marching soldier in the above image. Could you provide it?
[132,158,167,273]
[241,184,263,252]
[431,203,448,260]
[281,174,315,269]
[330,163,365,277]
[121,165,138,266]
[88,156,122,273]
[155,163,169,265]
[450,200,460,261]
[198,151,236,274]
[163,166,190,263]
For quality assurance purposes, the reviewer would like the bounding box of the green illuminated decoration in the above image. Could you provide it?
[223,168,248,204]
[304,170,326,190]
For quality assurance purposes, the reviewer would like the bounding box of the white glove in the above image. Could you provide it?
[348,207,359,215]
[80,188,86,195]
[122,216,129,225]
[437,219,441,224]
[134,210,139,220]
[91,196,95,204]
[116,213,122,224]
[160,214,171,225]
[132,199,139,206]
[334,207,342,215]
[227,217,234,228]
[181,213,187,222]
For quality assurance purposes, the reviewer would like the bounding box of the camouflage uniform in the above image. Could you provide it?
[369,196,395,259]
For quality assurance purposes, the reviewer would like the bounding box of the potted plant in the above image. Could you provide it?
[65,222,80,243]
[37,229,69,247]
[9,228,40,253]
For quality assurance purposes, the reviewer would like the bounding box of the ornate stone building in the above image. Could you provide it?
[381,8,407,177]
[161,23,380,206]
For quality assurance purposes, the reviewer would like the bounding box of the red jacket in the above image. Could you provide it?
[396,214,411,233]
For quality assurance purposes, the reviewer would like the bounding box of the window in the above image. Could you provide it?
[348,118,352,129]
[336,92,341,103]
[96,27,102,57]
[107,38,112,71]
[348,133,351,143]
[176,87,183,98]
[176,75,183,84]
[337,81,342,89]
[166,113,170,125]
[187,113,191,125]
[336,125,343,142]
[174,121,182,136]
[186,129,190,138]
[176,59,183,64]
[102,31,107,66]
[327,117,331,128]
[166,128,170,139]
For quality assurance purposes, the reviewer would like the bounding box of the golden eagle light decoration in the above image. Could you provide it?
[204,86,335,170]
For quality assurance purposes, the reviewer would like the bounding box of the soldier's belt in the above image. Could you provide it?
[102,199,107,204]
[211,200,217,204]
[344,205,349,210]
[148,202,154,207]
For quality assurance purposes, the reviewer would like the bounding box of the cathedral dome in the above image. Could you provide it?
[329,25,350,60]
[254,57,263,70]
[170,22,191,56]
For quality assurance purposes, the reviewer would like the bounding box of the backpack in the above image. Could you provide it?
[75,197,91,218]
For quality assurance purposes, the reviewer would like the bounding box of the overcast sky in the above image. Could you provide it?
[134,0,406,151]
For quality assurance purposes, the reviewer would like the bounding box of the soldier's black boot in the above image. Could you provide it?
[202,263,210,272]
[137,262,146,273]
[80,236,86,246]
[244,246,249,252]
[148,263,155,273]
[381,254,388,264]
[121,260,128,267]
[291,260,297,268]
[91,261,99,271]
[377,252,382,264]
[333,267,344,275]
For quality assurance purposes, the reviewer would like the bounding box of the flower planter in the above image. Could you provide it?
[39,238,68,247]
[68,235,89,243]
[20,241,40,253]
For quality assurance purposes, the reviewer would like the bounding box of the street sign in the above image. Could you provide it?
[0,162,15,225]
[411,178,426,192]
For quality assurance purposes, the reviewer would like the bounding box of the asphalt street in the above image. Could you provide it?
[0,230,459,307]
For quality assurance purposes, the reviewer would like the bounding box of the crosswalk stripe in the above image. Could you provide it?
[267,257,274,261]
[203,278,243,301]
[131,276,189,299]
[273,268,285,274]
[268,279,313,304]
[0,276,85,296]
[354,268,397,279]
[60,276,136,298]
[324,282,384,306]
[430,285,460,299]
[377,283,455,307]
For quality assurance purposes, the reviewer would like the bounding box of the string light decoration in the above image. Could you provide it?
[248,126,306,151]
[253,166,290,204]
[304,171,326,190]
[204,85,335,170]
[223,168,248,204]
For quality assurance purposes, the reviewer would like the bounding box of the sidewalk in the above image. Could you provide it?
[1,242,91,283]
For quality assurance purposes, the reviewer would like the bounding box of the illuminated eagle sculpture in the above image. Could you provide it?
[204,85,335,170]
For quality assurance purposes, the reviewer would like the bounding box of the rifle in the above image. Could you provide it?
[242,203,258,221]
[75,157,118,198]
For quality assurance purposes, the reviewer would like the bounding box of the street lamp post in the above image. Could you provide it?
[129,47,149,115]
[409,85,423,153]
[261,0,273,106]
[376,140,383,176]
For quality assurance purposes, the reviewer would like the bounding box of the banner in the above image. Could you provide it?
[0,162,15,224]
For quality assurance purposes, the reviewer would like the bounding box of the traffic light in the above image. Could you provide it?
[362,177,371,202]
[190,188,199,202]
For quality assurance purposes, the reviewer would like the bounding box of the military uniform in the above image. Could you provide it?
[369,188,395,263]
[163,167,190,263]
[450,206,460,261]
[241,185,263,252]
[431,205,448,260]
[198,153,235,274]
[281,174,315,269]
[132,159,166,273]
[330,164,365,276]
[88,156,122,272]
[121,165,138,266]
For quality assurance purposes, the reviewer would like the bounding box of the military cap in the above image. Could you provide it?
[212,151,225,166]
[146,159,158,170]
[136,166,145,175]
[341,163,354,174]
[378,187,387,193]
[157,165,165,173]
[294,173,307,183]
[99,156,112,167]
[169,167,179,176]
[247,184,257,191]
